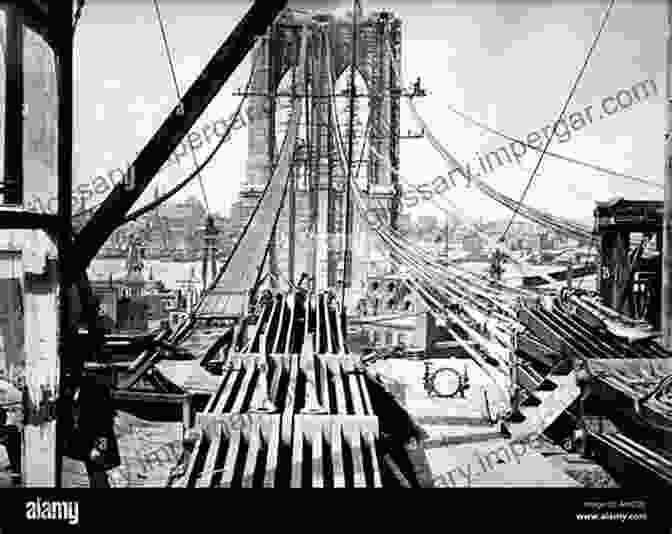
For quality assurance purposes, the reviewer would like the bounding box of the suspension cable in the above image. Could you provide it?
[373,112,594,240]
[383,42,595,243]
[501,0,615,240]
[194,26,310,314]
[363,114,552,294]
[442,102,662,191]
[152,0,211,215]
[342,0,359,305]
[325,67,526,311]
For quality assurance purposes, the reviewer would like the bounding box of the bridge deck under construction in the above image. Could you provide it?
[177,291,387,487]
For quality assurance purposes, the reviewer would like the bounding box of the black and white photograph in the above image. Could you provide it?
[0,0,669,529]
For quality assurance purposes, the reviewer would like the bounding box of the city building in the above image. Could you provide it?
[90,239,173,331]
[97,196,240,261]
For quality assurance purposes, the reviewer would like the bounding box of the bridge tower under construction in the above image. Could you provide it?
[232,5,402,301]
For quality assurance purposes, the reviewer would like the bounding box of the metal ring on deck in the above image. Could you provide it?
[424,366,464,399]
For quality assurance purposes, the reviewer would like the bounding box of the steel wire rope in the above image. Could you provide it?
[321,48,531,377]
[340,0,360,305]
[326,81,521,343]
[410,115,595,242]
[152,0,211,215]
[383,41,596,242]
[202,65,304,315]
[326,101,497,311]
[500,0,615,240]
[352,185,517,381]
[364,125,543,297]
[366,167,552,294]
[122,38,262,224]
[251,158,295,297]
[349,151,528,307]
[389,58,596,240]
[352,185,516,315]
[403,276,512,403]
[323,54,515,315]
[321,31,373,290]
[322,63,520,312]
[440,102,662,191]
[390,105,595,251]
[372,227,518,336]
[192,25,309,316]
[251,46,303,297]
[329,126,523,366]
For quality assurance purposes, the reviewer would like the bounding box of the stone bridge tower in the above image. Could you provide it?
[236,4,402,303]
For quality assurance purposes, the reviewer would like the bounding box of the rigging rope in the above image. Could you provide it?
[330,111,527,308]
[385,40,595,243]
[361,99,561,291]
[74,21,265,225]
[501,0,615,240]
[342,0,359,304]
[152,0,211,215]
[325,55,524,316]
[195,25,310,316]
[365,141,555,290]
[441,102,662,191]
[122,41,261,223]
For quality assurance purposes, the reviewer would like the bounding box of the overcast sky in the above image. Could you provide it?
[73,0,664,224]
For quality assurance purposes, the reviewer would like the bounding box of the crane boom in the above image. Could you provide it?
[72,0,288,276]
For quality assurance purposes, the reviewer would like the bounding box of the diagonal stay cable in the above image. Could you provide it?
[501,0,615,240]
[384,40,596,242]
[442,102,662,190]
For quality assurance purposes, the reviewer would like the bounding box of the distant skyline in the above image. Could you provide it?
[74,0,663,224]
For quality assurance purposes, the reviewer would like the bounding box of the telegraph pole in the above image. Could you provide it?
[663,0,672,348]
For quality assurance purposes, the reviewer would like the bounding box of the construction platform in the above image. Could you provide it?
[371,357,582,488]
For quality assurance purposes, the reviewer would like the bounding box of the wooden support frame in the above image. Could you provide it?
[0,2,73,489]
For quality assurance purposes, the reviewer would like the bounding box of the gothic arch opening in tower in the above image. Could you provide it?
[333,65,369,191]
